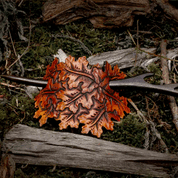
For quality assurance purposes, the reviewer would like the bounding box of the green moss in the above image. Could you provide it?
[0,83,38,138]
[102,114,146,148]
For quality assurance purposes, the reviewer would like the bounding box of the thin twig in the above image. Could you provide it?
[9,30,25,76]
[149,120,169,153]
[0,82,25,91]
[10,106,19,115]
[18,111,26,124]
[127,30,178,62]
[130,30,152,34]
[134,20,139,65]
[18,56,25,77]
[136,20,139,49]
[129,98,169,152]
[9,30,17,57]
[145,96,169,153]
[128,98,147,122]
[127,30,136,46]
[50,165,57,172]
[145,96,159,120]
[21,164,29,169]
[128,98,150,149]
[18,0,24,7]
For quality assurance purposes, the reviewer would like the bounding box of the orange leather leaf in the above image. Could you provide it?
[34,56,130,137]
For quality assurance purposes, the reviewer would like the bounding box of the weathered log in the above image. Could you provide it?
[42,0,178,28]
[2,124,178,177]
[87,47,178,70]
[87,47,158,69]
[52,47,178,71]
[42,0,150,28]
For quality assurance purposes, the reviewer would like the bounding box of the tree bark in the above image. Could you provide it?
[2,124,178,178]
[42,0,178,28]
[156,0,178,23]
[42,0,150,28]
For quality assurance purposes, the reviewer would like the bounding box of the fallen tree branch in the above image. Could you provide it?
[2,124,178,178]
[42,0,150,28]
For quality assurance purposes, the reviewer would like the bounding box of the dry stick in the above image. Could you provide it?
[145,96,169,153]
[127,30,136,46]
[128,99,150,149]
[18,0,24,7]
[128,98,147,122]
[128,98,169,152]
[9,30,17,57]
[9,30,25,77]
[0,82,25,91]
[136,20,139,48]
[130,30,152,34]
[138,47,178,62]
[149,120,169,153]
[160,39,178,131]
[134,19,139,65]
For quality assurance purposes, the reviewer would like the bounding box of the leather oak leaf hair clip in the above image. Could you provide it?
[34,56,130,138]
[2,56,178,137]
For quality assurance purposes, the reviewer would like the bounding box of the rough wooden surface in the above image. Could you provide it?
[87,48,158,69]
[156,0,178,23]
[42,0,178,28]
[42,0,150,28]
[87,47,178,70]
[2,124,178,177]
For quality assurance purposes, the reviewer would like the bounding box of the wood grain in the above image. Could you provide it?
[2,124,178,177]
[87,47,157,69]
[42,0,150,28]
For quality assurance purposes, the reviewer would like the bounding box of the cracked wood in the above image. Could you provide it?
[2,124,178,178]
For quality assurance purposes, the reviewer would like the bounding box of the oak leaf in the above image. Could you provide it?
[34,56,130,137]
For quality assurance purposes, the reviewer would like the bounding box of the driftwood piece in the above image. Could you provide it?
[87,47,178,70]
[42,0,150,28]
[87,47,158,69]
[2,124,178,178]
